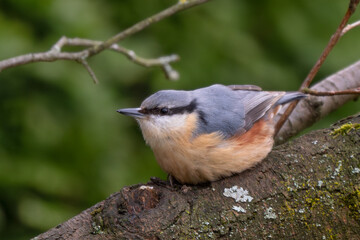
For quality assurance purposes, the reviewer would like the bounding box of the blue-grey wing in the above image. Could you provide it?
[227,85,306,135]
[192,84,305,139]
[241,91,283,132]
[192,85,247,138]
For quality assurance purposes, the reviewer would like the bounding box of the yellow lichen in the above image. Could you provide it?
[331,123,360,138]
[90,206,103,216]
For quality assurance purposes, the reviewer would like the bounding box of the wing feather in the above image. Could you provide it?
[192,84,305,139]
[240,91,284,132]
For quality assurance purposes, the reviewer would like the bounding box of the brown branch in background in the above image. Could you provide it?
[0,0,211,81]
[274,0,360,135]
[275,60,360,144]
[302,87,360,96]
[86,0,211,57]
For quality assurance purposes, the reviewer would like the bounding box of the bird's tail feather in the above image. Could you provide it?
[275,92,307,106]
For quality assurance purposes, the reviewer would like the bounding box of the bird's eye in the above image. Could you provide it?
[160,107,169,115]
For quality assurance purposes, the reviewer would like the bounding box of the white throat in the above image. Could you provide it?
[137,114,189,144]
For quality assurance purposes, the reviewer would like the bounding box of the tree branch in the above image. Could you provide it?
[275,0,360,135]
[275,59,360,144]
[341,20,360,36]
[33,114,360,239]
[0,0,211,81]
[79,59,99,84]
[302,87,360,96]
[86,0,212,57]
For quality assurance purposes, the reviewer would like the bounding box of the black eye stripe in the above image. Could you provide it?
[160,107,169,114]
[141,99,197,116]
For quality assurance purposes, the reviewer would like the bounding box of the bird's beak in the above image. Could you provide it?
[117,108,144,119]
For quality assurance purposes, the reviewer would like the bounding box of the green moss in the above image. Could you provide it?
[90,206,105,235]
[331,123,360,138]
[284,201,296,216]
[341,188,360,221]
[90,206,103,216]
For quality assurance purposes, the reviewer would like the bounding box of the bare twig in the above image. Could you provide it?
[274,0,360,135]
[79,59,99,84]
[85,0,211,57]
[0,0,211,81]
[162,63,180,81]
[341,20,360,36]
[302,87,360,96]
[52,37,180,68]
[55,37,181,81]
[275,60,360,144]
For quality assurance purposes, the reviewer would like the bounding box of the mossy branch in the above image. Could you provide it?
[33,113,360,239]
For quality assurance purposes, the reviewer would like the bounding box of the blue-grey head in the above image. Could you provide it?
[117,84,306,141]
[117,89,200,142]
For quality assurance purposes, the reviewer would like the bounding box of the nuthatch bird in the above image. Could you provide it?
[118,84,306,184]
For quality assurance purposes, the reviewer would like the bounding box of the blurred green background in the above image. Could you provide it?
[0,0,359,239]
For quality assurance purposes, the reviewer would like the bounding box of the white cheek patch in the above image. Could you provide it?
[150,114,188,130]
[138,114,188,140]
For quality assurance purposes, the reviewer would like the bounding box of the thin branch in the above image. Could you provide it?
[162,63,180,81]
[112,45,180,67]
[79,59,99,84]
[302,87,360,96]
[275,60,360,144]
[50,37,181,68]
[274,0,360,135]
[86,0,211,57]
[301,0,359,89]
[56,37,181,81]
[341,20,360,36]
[0,0,210,81]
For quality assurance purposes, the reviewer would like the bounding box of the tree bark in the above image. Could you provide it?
[33,113,360,240]
[275,59,360,144]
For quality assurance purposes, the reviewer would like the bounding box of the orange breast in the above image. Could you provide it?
[148,113,276,184]
[230,119,273,147]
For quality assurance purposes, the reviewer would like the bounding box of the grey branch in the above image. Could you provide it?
[33,114,360,239]
[53,37,180,69]
[0,36,179,82]
[79,58,99,84]
[341,20,360,36]
[0,0,211,81]
[274,0,360,134]
[275,60,360,144]
[302,87,360,96]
